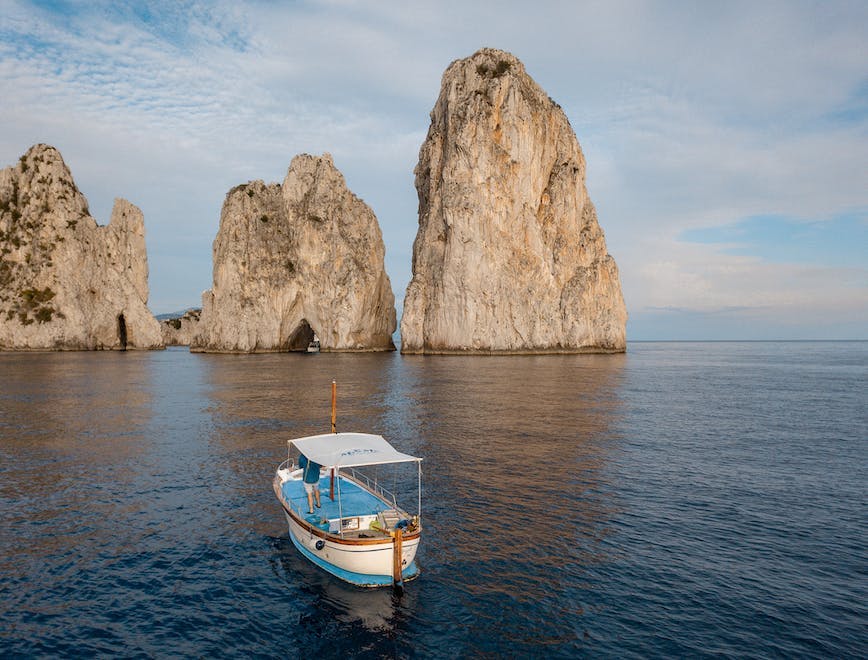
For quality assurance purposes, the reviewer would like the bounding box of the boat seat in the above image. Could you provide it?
[378,509,401,530]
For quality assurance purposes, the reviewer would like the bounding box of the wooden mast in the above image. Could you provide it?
[330,380,337,433]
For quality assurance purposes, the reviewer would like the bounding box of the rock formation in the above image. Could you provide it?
[192,153,396,352]
[0,144,163,350]
[401,48,627,354]
[160,308,201,346]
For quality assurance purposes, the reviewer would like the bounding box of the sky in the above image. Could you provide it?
[1,0,866,340]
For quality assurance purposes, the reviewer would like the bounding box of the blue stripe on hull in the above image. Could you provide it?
[288,529,420,588]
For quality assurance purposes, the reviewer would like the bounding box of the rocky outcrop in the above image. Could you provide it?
[160,308,201,346]
[401,48,627,354]
[0,144,163,350]
[192,153,396,352]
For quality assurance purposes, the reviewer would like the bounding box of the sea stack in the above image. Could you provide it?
[401,48,627,354]
[192,154,396,352]
[0,144,162,350]
[160,308,201,346]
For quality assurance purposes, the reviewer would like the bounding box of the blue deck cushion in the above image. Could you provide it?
[282,475,389,520]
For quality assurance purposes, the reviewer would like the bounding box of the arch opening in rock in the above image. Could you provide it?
[117,313,128,350]
[285,319,316,351]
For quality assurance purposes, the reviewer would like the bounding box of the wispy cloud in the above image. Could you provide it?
[681,213,868,267]
[1,0,866,336]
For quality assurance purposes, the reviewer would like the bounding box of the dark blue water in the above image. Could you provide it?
[0,343,865,657]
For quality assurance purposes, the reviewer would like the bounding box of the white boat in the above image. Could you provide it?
[306,334,320,353]
[273,431,423,589]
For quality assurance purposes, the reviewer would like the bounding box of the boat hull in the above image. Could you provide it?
[284,511,420,587]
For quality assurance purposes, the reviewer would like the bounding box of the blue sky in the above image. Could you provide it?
[1,0,866,340]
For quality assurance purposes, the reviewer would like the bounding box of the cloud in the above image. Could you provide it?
[618,224,867,339]
[680,213,868,267]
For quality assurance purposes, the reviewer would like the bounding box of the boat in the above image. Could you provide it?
[273,385,423,589]
[306,334,320,353]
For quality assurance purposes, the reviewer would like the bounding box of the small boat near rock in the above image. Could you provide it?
[273,385,422,589]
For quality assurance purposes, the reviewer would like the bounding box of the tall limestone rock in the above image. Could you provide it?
[192,153,396,352]
[0,144,163,350]
[401,48,627,354]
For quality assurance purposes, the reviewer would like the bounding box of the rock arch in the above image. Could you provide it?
[284,318,316,351]
[189,153,396,353]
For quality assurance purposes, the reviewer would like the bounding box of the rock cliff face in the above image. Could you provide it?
[192,154,396,352]
[160,308,201,346]
[401,48,627,354]
[0,144,163,350]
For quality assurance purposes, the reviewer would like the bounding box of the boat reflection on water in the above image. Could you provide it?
[270,535,413,634]
[320,573,413,632]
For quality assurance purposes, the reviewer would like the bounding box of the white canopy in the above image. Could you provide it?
[289,432,421,469]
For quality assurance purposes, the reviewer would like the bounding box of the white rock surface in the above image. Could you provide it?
[0,144,163,350]
[192,154,396,352]
[160,308,201,346]
[401,48,627,354]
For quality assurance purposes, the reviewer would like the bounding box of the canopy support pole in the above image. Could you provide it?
[330,380,336,500]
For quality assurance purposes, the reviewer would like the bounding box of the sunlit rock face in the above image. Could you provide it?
[401,48,627,354]
[160,308,201,346]
[192,153,396,352]
[0,144,163,350]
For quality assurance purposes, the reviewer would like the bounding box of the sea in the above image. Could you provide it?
[0,342,865,658]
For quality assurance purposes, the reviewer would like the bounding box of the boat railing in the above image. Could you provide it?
[280,461,408,516]
[276,460,311,517]
[343,467,399,509]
